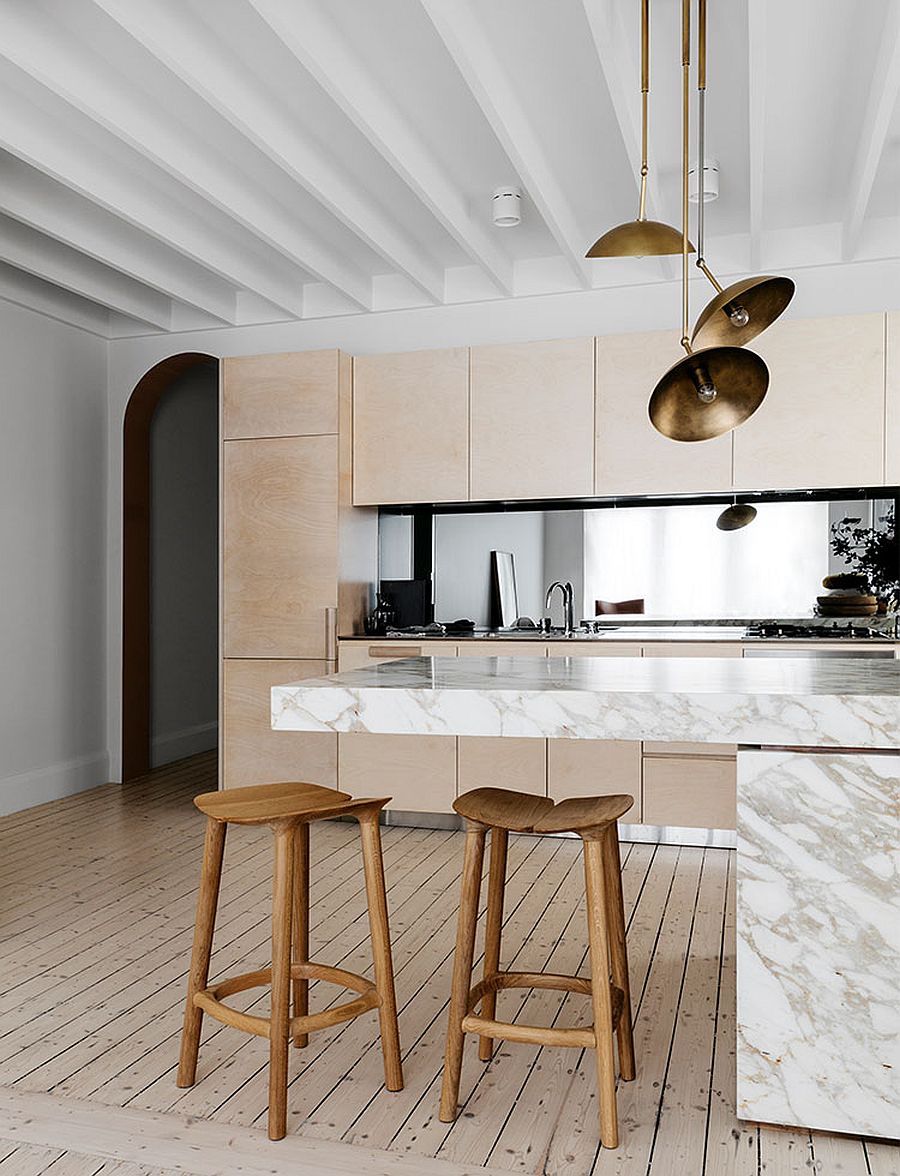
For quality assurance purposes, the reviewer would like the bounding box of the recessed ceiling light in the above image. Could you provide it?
[492,187,521,227]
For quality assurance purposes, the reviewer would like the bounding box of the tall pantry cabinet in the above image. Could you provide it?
[220,351,376,788]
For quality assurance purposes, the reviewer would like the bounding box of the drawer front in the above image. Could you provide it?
[643,755,736,830]
[642,642,744,658]
[643,741,738,757]
[456,641,547,657]
[548,740,641,820]
[546,641,643,657]
[338,732,457,812]
[337,640,455,671]
[458,736,547,797]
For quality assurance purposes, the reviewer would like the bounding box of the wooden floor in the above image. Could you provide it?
[0,753,896,1176]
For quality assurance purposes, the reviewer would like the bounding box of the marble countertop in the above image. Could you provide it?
[272,654,900,751]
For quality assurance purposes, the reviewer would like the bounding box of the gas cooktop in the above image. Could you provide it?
[744,623,893,640]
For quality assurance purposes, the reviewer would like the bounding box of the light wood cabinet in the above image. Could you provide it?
[546,641,643,657]
[595,330,733,495]
[353,348,469,505]
[457,736,547,796]
[338,732,457,812]
[223,659,336,788]
[886,312,899,485]
[456,641,547,657]
[469,337,594,501]
[338,640,455,671]
[642,641,743,658]
[732,313,886,491]
[548,740,642,819]
[642,754,736,830]
[223,435,338,659]
[223,350,341,439]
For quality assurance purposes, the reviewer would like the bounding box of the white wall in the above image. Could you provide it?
[150,366,218,766]
[433,512,544,626]
[0,301,108,815]
[104,258,900,776]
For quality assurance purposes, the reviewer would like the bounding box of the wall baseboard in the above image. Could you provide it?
[151,720,218,767]
[0,751,110,817]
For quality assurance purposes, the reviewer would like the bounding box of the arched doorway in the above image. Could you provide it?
[122,352,218,782]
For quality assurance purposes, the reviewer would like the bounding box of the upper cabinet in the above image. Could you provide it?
[732,313,886,491]
[470,337,594,501]
[223,350,342,439]
[595,330,733,496]
[886,312,899,486]
[353,348,469,505]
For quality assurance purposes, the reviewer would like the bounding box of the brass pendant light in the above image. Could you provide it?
[689,0,794,349]
[716,502,757,530]
[586,0,689,258]
[648,0,769,442]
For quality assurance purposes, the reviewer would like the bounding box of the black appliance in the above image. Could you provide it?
[378,578,433,628]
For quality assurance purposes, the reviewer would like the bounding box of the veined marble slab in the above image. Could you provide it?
[272,655,900,750]
[737,749,900,1138]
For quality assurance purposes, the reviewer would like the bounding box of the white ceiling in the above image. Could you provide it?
[0,0,897,338]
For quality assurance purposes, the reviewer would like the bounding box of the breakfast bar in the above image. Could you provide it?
[272,654,900,1141]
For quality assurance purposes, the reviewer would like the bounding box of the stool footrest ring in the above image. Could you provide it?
[459,972,624,1050]
[194,962,380,1040]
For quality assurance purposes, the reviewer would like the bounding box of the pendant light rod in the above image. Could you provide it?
[638,0,650,221]
[680,0,691,355]
[695,0,724,294]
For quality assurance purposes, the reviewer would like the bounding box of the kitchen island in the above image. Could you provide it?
[272,655,899,1141]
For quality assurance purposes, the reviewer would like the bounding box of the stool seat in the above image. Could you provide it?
[193,780,389,825]
[452,787,553,831]
[533,794,634,835]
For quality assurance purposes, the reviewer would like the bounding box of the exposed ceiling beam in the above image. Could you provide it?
[247,0,514,297]
[0,216,171,328]
[747,0,766,272]
[0,4,371,311]
[0,72,306,318]
[91,0,444,305]
[842,0,900,261]
[580,0,674,282]
[0,155,236,324]
[0,259,111,337]
[421,0,590,289]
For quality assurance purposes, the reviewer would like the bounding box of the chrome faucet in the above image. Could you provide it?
[544,580,575,636]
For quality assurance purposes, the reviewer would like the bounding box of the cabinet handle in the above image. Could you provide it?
[325,607,337,662]
[368,644,419,659]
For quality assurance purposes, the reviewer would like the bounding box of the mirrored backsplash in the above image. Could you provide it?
[378,494,898,627]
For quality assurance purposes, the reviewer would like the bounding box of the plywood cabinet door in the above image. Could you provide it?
[223,435,338,658]
[457,736,547,796]
[643,755,736,830]
[353,348,469,505]
[223,659,337,789]
[595,330,733,495]
[223,350,341,439]
[338,732,457,812]
[337,640,455,671]
[732,313,886,491]
[470,337,594,501]
[886,311,900,485]
[548,740,642,820]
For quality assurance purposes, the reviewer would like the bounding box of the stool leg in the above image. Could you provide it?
[439,824,486,1122]
[479,826,508,1061]
[603,822,635,1082]
[359,812,404,1092]
[292,822,310,1049]
[268,822,295,1141]
[583,836,619,1149]
[177,816,226,1088]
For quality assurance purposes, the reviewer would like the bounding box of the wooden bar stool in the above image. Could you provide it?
[177,781,403,1140]
[440,788,636,1149]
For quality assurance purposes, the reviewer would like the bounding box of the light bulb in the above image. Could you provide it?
[693,366,718,403]
[728,303,750,328]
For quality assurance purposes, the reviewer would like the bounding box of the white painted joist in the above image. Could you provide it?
[580,0,675,282]
[0,1089,511,1176]
[0,259,111,337]
[91,0,445,305]
[0,70,306,318]
[842,0,900,261]
[0,4,371,311]
[0,155,237,325]
[421,0,591,289]
[247,0,515,297]
[747,0,767,272]
[0,215,171,329]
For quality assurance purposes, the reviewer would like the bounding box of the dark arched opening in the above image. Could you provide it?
[122,352,218,782]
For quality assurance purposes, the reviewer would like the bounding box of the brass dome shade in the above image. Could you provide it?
[691,273,795,348]
[586,0,682,259]
[716,503,757,531]
[587,218,691,258]
[648,344,769,442]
